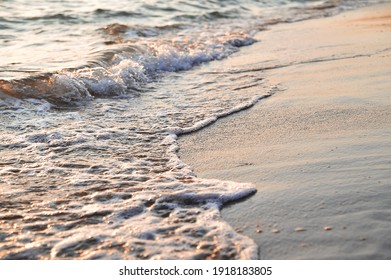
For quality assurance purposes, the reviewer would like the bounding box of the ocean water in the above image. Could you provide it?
[0,0,384,259]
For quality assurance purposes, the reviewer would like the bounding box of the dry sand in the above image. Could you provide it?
[179,4,391,259]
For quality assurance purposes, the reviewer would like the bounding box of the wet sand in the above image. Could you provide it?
[179,4,391,259]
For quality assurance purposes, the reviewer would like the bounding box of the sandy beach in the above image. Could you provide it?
[179,3,391,259]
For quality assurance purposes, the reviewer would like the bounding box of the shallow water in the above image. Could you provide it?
[0,0,385,259]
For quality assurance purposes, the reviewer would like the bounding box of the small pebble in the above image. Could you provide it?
[256,229,263,233]
[295,227,306,232]
[324,226,333,231]
[235,227,243,233]
[271,228,280,234]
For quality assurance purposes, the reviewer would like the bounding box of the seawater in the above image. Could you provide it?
[0,0,384,259]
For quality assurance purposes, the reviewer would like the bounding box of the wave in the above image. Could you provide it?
[0,31,255,106]
[25,13,81,23]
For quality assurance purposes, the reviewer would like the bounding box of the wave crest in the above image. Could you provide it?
[1,32,255,106]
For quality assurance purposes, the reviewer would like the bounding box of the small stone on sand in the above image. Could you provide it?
[235,227,243,233]
[324,226,333,231]
[295,227,306,232]
[271,228,280,233]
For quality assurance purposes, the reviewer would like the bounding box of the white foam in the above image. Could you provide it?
[0,39,280,261]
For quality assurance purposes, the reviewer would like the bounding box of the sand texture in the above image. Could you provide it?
[179,4,391,259]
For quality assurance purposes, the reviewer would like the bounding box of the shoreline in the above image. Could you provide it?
[179,3,391,259]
